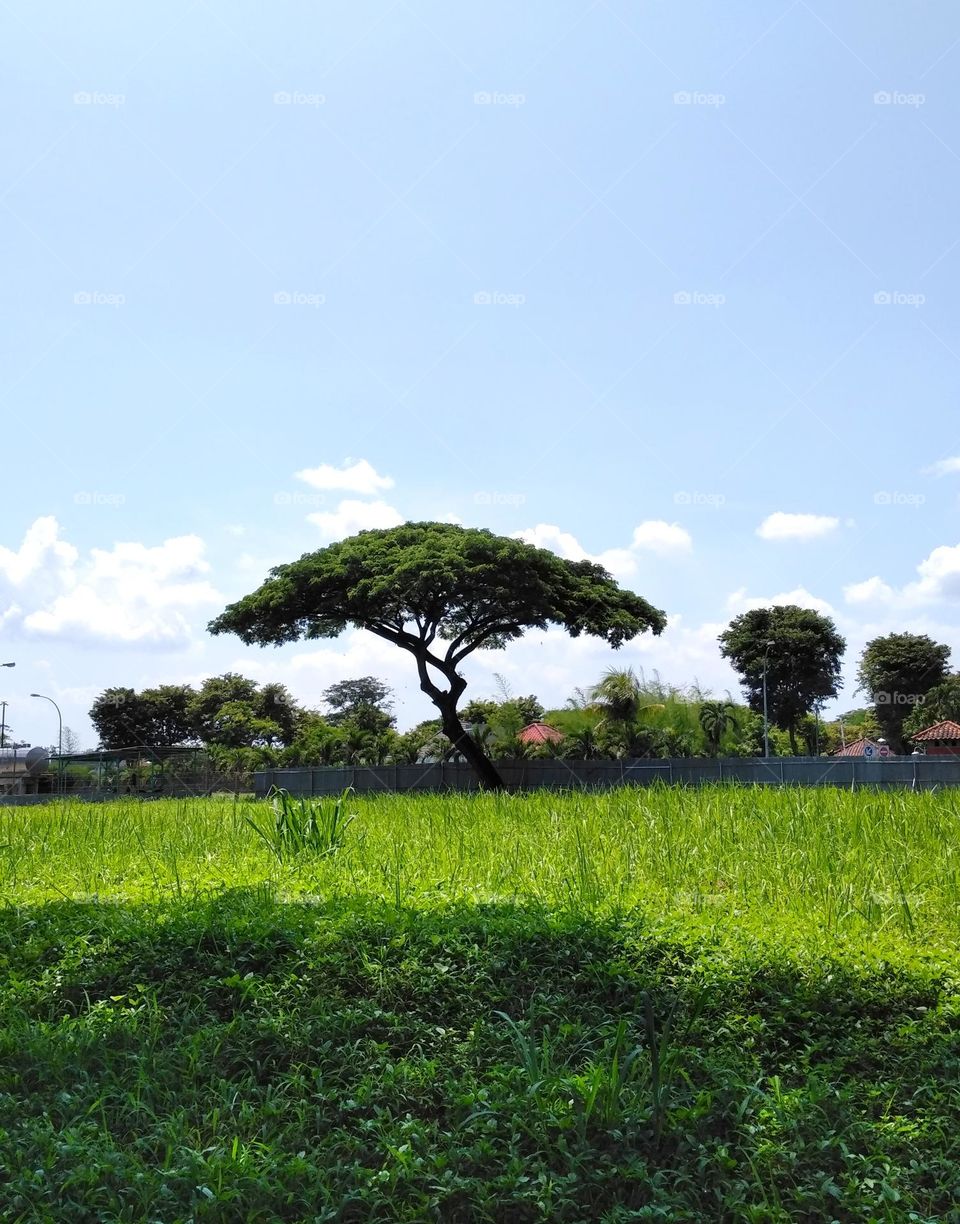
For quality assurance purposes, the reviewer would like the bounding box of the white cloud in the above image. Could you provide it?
[910,543,960,602]
[631,521,693,555]
[307,498,404,541]
[726,585,836,616]
[0,518,221,646]
[756,512,839,541]
[513,524,637,579]
[0,516,78,587]
[844,576,895,605]
[844,542,960,608]
[515,520,691,580]
[923,457,960,477]
[295,459,394,495]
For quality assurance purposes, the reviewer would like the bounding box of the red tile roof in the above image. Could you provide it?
[911,719,960,742]
[517,721,564,745]
[833,736,882,757]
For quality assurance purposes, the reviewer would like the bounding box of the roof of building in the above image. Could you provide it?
[833,736,882,757]
[517,721,565,745]
[910,719,960,743]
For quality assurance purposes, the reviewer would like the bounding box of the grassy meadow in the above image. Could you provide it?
[2,786,960,1220]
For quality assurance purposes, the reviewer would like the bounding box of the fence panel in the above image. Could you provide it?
[252,755,960,797]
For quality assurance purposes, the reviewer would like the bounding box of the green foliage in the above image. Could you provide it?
[243,787,356,861]
[90,674,307,752]
[903,674,960,740]
[719,605,846,752]
[209,522,666,652]
[591,666,646,725]
[209,522,666,787]
[89,684,190,751]
[322,675,394,718]
[857,633,951,751]
[698,700,738,755]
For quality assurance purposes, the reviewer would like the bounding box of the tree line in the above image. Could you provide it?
[86,622,956,773]
[82,522,959,784]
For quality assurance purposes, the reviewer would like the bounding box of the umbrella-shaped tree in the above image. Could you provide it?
[209,522,666,788]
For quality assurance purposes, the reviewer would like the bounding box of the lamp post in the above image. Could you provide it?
[30,693,62,795]
[761,640,776,758]
[0,666,13,750]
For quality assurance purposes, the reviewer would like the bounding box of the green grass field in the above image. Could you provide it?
[2,786,960,1221]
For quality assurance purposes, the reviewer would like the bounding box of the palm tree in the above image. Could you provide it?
[562,725,603,759]
[341,726,377,765]
[591,667,644,725]
[699,700,738,756]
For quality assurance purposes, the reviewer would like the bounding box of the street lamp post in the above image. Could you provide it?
[0,666,14,751]
[30,693,62,795]
[762,640,775,759]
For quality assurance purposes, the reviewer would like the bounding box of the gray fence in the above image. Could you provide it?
[253,755,960,797]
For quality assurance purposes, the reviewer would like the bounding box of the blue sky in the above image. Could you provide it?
[3,0,960,745]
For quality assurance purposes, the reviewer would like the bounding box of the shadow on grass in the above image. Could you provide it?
[0,889,958,1221]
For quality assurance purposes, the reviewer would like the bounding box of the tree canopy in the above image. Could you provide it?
[208,522,667,786]
[89,674,303,751]
[321,676,395,735]
[719,605,845,754]
[856,633,951,752]
[903,674,960,740]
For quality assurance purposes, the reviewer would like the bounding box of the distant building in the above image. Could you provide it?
[517,721,565,747]
[909,719,960,756]
[832,736,882,758]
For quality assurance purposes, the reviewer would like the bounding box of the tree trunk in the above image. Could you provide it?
[439,706,505,790]
[788,724,798,755]
[411,647,507,790]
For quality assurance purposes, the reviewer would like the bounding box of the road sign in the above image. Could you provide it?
[878,744,890,758]
[863,744,876,759]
